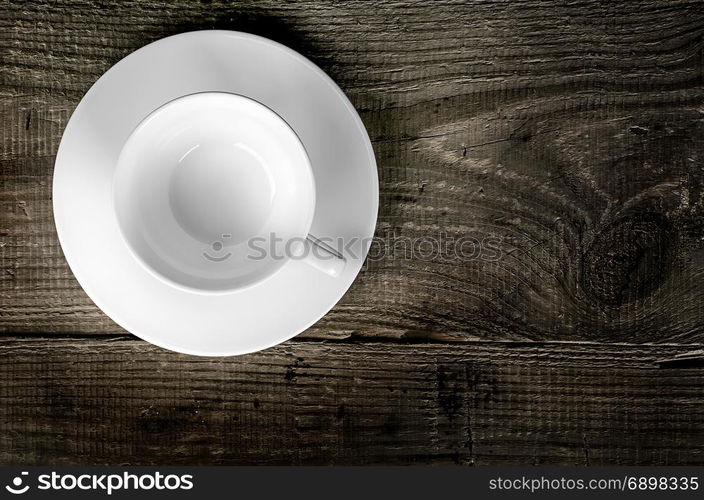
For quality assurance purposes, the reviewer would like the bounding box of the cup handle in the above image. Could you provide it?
[295,234,346,277]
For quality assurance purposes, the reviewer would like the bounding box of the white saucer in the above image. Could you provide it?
[53,31,378,356]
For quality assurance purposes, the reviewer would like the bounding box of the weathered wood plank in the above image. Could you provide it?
[0,337,702,465]
[2,0,704,342]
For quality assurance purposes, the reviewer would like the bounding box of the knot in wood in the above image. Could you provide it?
[582,214,676,306]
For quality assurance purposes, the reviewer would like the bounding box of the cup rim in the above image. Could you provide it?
[111,91,317,295]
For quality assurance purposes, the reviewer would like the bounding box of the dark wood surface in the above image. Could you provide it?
[1,0,704,465]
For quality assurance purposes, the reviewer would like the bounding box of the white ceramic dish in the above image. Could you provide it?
[53,31,378,356]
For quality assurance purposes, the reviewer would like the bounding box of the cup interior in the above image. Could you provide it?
[113,92,315,293]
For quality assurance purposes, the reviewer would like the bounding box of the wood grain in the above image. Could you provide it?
[0,337,702,465]
[2,0,704,466]
[2,0,704,342]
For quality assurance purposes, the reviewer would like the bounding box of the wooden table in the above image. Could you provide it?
[2,0,704,465]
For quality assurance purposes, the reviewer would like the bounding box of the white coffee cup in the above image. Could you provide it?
[113,92,345,293]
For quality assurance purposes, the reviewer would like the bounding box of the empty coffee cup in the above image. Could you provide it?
[113,92,345,293]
